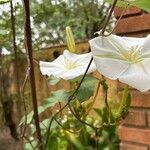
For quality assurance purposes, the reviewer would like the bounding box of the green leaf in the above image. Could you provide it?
[24,140,37,150]
[131,0,150,12]
[94,108,103,117]
[19,90,71,126]
[43,89,72,109]
[105,0,150,12]
[0,0,11,4]
[76,76,97,102]
[19,111,34,126]
[94,107,115,124]
[47,133,58,150]
[48,76,60,85]
[65,131,84,150]
[101,107,109,124]
[0,29,9,35]
[19,106,45,125]
[40,118,58,130]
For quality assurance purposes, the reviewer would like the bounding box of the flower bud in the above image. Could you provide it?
[66,26,76,53]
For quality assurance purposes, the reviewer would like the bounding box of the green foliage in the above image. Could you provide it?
[23,112,119,150]
[94,85,131,126]
[24,140,37,150]
[65,131,85,150]
[94,107,109,124]
[0,0,112,53]
[21,75,122,150]
[106,0,150,12]
[40,118,58,130]
[99,126,119,150]
[20,89,71,125]
[75,76,97,102]
[43,89,71,109]
[30,0,111,48]
[0,1,24,53]
[115,85,131,121]
[19,106,45,125]
[94,107,115,126]
[0,0,10,4]
[48,76,60,85]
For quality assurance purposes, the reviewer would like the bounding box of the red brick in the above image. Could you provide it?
[114,6,142,18]
[122,109,146,126]
[120,142,148,150]
[115,3,150,149]
[116,30,150,37]
[147,111,150,127]
[130,91,150,108]
[115,14,150,34]
[118,91,150,108]
[119,126,150,145]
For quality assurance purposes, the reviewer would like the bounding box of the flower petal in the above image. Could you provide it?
[53,55,65,64]
[61,66,86,80]
[63,49,81,62]
[40,50,96,80]
[93,56,129,80]
[141,58,150,75]
[89,36,123,57]
[89,34,133,60]
[60,60,96,80]
[142,34,150,53]
[108,34,130,51]
[122,36,145,47]
[40,61,64,77]
[119,64,150,92]
[63,50,95,65]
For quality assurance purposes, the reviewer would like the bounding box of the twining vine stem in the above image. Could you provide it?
[44,57,95,149]
[21,0,120,149]
[23,0,43,149]
[68,0,119,123]
[44,0,120,149]
[101,0,118,35]
[102,1,129,37]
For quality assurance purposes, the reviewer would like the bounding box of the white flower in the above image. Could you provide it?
[40,50,96,80]
[89,34,150,92]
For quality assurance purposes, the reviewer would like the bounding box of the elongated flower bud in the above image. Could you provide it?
[66,26,76,53]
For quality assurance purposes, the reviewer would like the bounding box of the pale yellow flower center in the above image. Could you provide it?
[122,45,143,64]
[65,60,79,70]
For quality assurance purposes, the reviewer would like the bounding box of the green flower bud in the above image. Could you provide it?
[66,26,76,53]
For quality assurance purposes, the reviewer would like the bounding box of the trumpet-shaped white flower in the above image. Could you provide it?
[89,34,150,92]
[40,50,96,80]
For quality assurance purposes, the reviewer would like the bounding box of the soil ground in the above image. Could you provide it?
[0,127,22,150]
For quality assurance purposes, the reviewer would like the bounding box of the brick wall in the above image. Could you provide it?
[114,7,150,149]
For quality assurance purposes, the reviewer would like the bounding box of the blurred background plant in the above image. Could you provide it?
[24,111,119,150]
[1,0,150,149]
[20,75,121,150]
[0,0,114,53]
[0,0,120,149]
